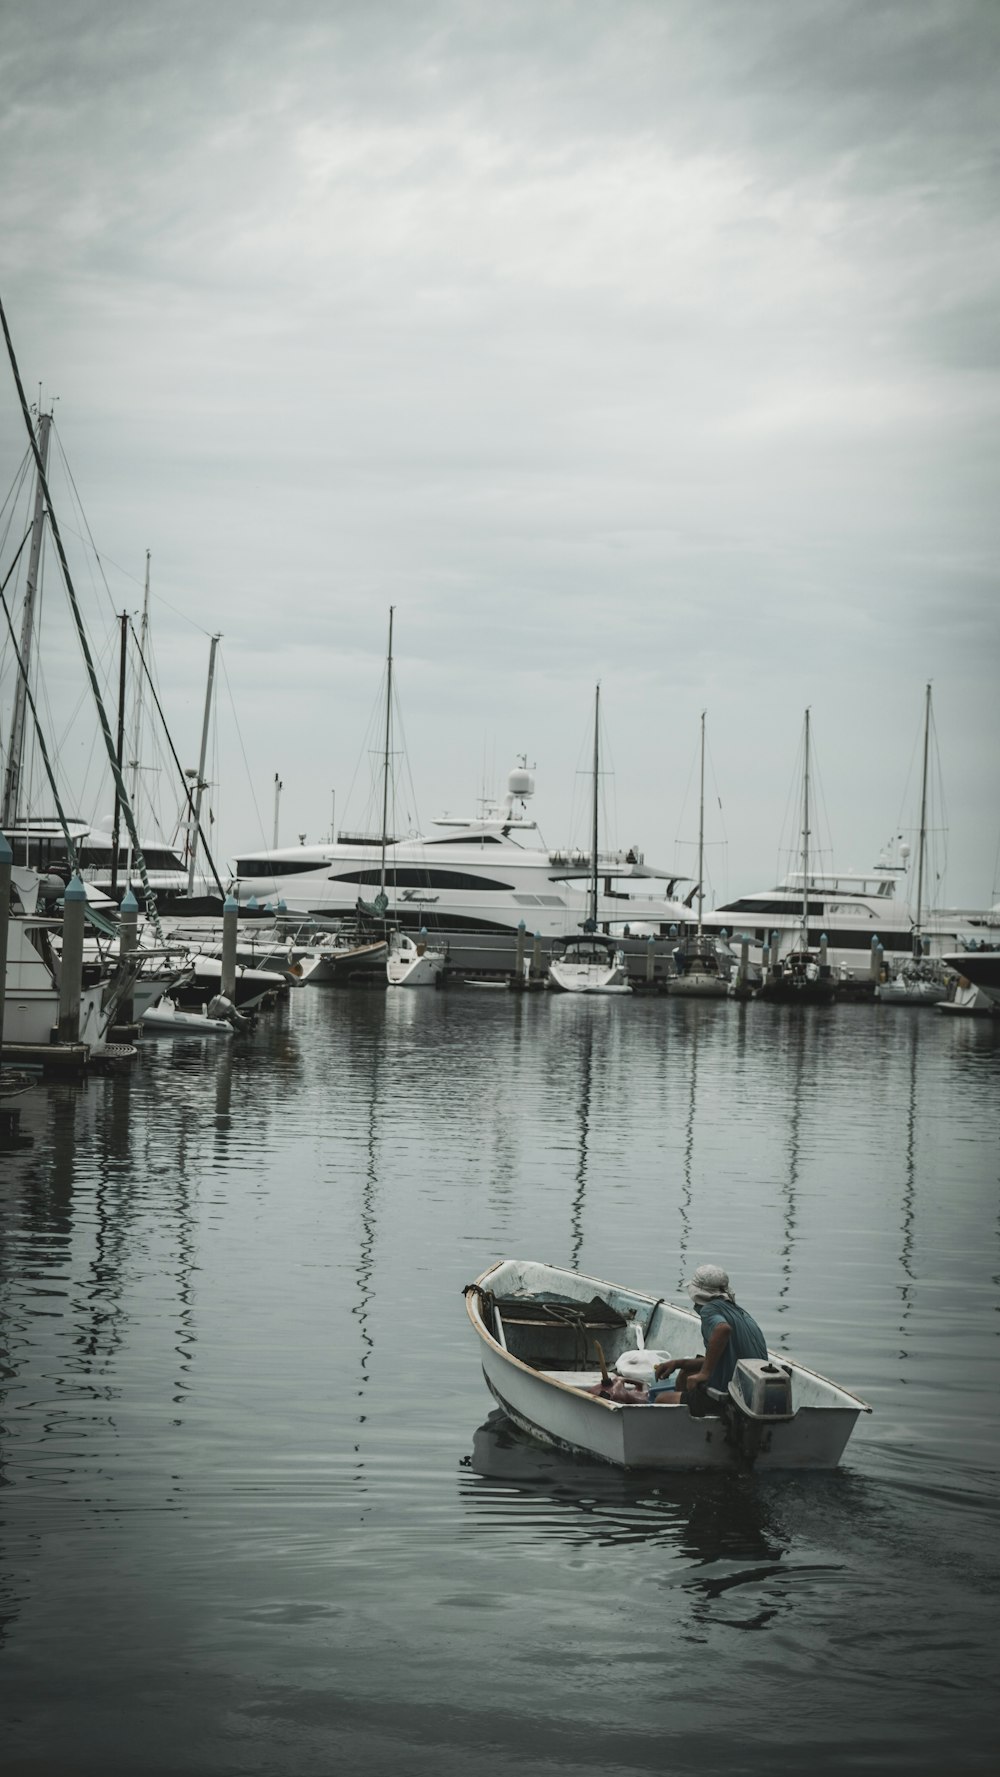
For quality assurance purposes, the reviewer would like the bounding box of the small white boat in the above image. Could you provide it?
[877,959,951,1006]
[140,996,233,1036]
[669,716,730,1000]
[465,1259,870,1471]
[386,930,446,987]
[548,935,632,995]
[668,938,730,998]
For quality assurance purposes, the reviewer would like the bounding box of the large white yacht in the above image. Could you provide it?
[231,767,692,944]
[698,854,999,979]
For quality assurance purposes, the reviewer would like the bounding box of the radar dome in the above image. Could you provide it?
[508,768,535,799]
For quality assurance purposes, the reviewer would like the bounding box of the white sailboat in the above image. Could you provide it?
[669,712,730,998]
[547,686,632,996]
[375,610,447,987]
[878,685,951,1007]
[759,710,836,1005]
[386,928,446,987]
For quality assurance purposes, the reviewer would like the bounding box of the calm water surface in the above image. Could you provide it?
[1,989,998,1775]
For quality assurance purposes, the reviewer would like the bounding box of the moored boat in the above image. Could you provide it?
[668,934,731,998]
[140,996,234,1036]
[877,958,951,1006]
[669,713,730,999]
[546,685,634,997]
[548,933,632,995]
[939,948,1000,1012]
[758,712,836,1005]
[465,1259,871,1471]
[386,929,446,987]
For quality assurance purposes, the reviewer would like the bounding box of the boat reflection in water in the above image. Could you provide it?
[463,1409,868,1632]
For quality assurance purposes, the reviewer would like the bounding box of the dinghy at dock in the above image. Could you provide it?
[465,1259,870,1471]
[140,996,234,1036]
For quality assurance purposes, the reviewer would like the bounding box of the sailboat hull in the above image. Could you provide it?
[668,972,729,998]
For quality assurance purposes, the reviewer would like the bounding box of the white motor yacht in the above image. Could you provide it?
[699,864,998,981]
[232,766,692,947]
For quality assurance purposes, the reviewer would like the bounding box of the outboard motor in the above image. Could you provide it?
[207,992,253,1033]
[725,1358,796,1466]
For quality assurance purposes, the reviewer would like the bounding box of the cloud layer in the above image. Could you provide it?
[1,1,997,901]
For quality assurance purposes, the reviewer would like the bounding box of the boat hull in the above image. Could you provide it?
[668,973,729,998]
[548,942,632,994]
[141,1001,233,1036]
[386,935,446,986]
[877,981,943,1006]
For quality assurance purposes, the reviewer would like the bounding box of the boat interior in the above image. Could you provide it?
[472,1260,863,1412]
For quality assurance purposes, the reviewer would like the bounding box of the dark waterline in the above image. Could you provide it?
[1,991,998,1775]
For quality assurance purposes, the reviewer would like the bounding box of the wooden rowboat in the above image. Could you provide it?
[465,1259,871,1471]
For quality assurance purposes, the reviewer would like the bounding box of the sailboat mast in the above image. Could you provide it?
[110,609,128,895]
[379,606,395,901]
[801,708,811,949]
[591,683,600,928]
[914,681,931,950]
[0,294,164,939]
[2,409,51,828]
[697,710,706,937]
[186,632,220,896]
[125,552,150,885]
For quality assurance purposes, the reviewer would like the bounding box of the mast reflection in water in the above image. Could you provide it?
[0,990,996,1776]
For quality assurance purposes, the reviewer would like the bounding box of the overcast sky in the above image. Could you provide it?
[1,0,997,906]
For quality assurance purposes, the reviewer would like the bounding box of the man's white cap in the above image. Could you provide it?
[684,1263,734,1304]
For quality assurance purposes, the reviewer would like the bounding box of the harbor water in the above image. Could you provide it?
[1,989,997,1774]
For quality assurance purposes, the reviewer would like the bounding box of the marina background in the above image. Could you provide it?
[1,990,997,1773]
[0,0,998,902]
[2,6,999,1771]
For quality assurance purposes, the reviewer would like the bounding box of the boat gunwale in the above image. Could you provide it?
[468,1258,872,1414]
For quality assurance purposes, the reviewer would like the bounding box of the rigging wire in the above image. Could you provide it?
[0,292,164,939]
[132,626,226,896]
[0,533,81,868]
[219,648,267,856]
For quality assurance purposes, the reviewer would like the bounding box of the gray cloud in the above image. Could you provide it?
[1,0,997,900]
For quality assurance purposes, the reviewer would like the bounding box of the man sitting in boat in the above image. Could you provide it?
[651,1264,767,1412]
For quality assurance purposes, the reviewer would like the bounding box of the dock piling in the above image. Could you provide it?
[57,875,88,1045]
[0,830,11,1049]
[221,894,239,999]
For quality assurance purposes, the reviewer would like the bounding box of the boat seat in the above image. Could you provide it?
[538,1370,604,1389]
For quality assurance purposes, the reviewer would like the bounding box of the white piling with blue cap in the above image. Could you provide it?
[870,935,881,980]
[739,932,750,989]
[515,919,526,979]
[0,829,12,1048]
[646,934,655,982]
[57,874,88,1045]
[116,885,139,1025]
[222,893,239,999]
